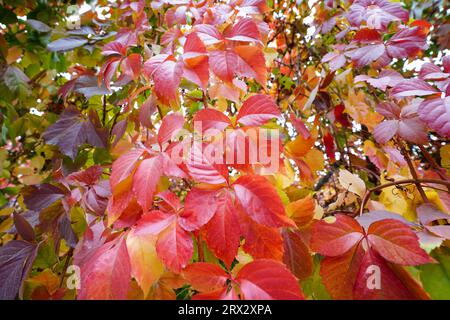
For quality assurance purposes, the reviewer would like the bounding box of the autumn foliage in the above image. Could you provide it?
[0,0,449,300]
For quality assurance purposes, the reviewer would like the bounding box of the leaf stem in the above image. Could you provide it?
[196,234,204,262]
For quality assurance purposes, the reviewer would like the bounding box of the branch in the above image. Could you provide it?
[358,178,450,215]
[399,141,429,202]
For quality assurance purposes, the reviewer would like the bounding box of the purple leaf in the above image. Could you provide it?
[347,0,408,30]
[13,212,35,242]
[417,203,450,225]
[58,213,78,248]
[373,120,398,144]
[356,210,414,231]
[22,184,65,212]
[346,44,386,68]
[0,240,38,300]
[47,36,88,52]
[8,211,39,235]
[355,70,403,91]
[418,97,450,138]
[43,107,108,160]
[376,102,401,118]
[386,27,428,59]
[74,75,111,99]
[374,101,428,144]
[392,79,438,98]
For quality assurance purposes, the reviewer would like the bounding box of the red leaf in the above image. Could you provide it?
[110,148,145,192]
[185,142,229,185]
[289,113,311,139]
[241,214,284,261]
[121,53,142,81]
[209,50,238,83]
[334,104,352,127]
[192,109,232,133]
[144,55,182,106]
[353,249,418,300]
[373,120,398,144]
[321,243,365,299]
[202,192,241,265]
[135,211,193,273]
[194,24,224,46]
[226,17,261,43]
[182,33,209,88]
[184,32,207,56]
[347,0,408,29]
[233,175,294,228]
[139,94,157,128]
[158,113,185,147]
[67,165,103,186]
[99,57,120,90]
[78,236,131,300]
[234,45,267,86]
[156,219,193,273]
[102,41,126,56]
[282,229,313,280]
[236,259,304,300]
[353,28,381,43]
[182,262,228,292]
[180,188,221,231]
[135,210,175,234]
[236,94,281,127]
[323,130,336,162]
[374,100,429,145]
[367,219,434,265]
[354,69,404,91]
[132,156,163,212]
[310,214,364,257]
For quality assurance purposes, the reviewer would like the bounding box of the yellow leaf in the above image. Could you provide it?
[379,185,413,220]
[338,169,366,197]
[27,269,60,295]
[0,207,14,217]
[286,195,315,227]
[304,148,325,172]
[0,217,13,232]
[126,229,164,297]
[285,135,315,158]
[344,90,382,131]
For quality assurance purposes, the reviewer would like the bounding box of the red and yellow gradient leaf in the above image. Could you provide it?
[310,214,364,257]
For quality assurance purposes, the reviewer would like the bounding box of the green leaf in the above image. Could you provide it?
[3,66,30,97]
[301,256,331,300]
[420,247,450,300]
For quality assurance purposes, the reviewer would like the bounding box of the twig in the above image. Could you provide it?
[59,248,74,288]
[399,141,429,203]
[358,178,450,215]
[419,145,450,191]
